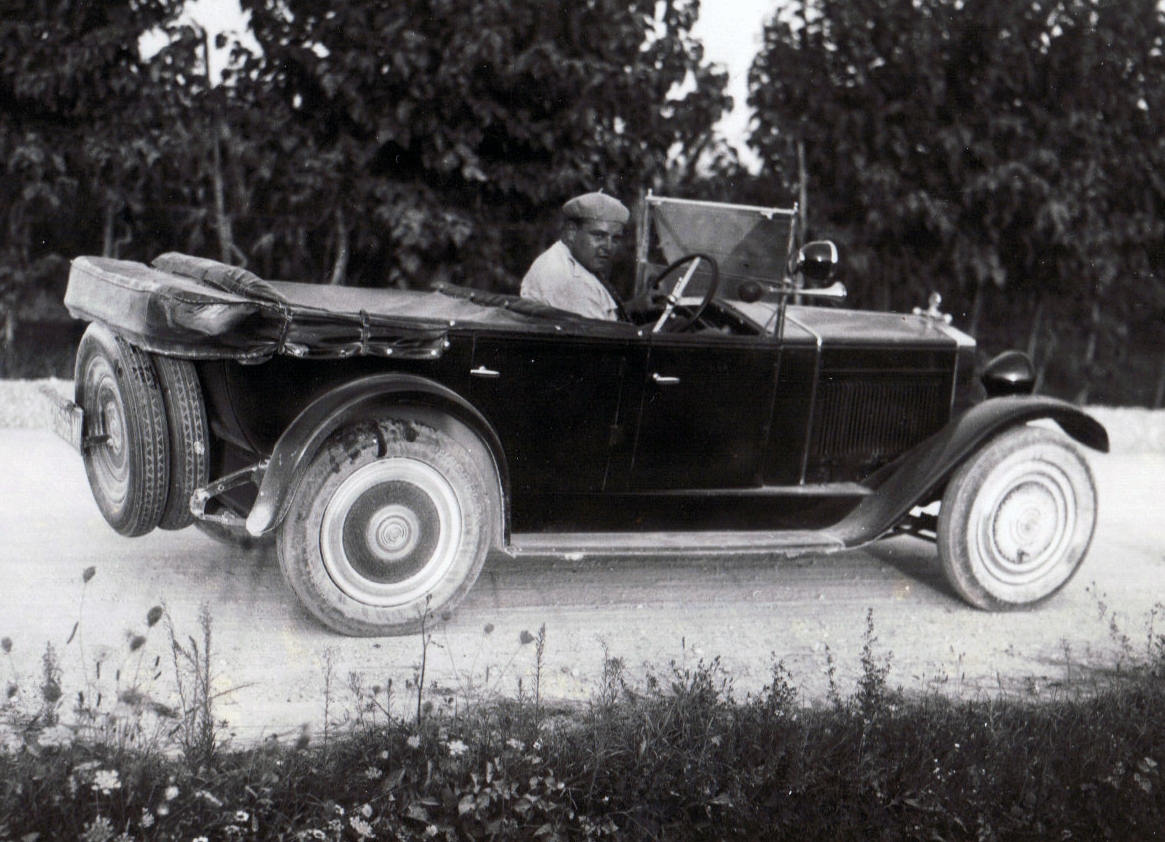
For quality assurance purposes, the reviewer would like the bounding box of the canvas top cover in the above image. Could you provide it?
[63,253,591,362]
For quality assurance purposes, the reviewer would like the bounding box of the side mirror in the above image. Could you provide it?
[794,240,839,282]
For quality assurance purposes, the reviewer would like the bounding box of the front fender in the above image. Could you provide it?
[831,395,1108,547]
[244,373,508,537]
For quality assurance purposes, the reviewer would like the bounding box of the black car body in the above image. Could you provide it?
[55,196,1108,635]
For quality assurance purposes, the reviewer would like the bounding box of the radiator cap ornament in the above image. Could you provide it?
[913,291,952,324]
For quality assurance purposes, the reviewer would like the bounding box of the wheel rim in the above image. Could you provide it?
[970,457,1077,589]
[83,355,131,513]
[319,458,463,606]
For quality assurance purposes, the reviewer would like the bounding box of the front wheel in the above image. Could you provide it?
[937,425,1097,610]
[277,420,494,636]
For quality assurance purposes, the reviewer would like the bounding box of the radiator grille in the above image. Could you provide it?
[809,375,949,467]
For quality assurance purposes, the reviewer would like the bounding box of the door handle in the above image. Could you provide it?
[470,365,500,379]
[651,372,680,385]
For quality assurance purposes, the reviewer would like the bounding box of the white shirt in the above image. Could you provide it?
[519,241,619,321]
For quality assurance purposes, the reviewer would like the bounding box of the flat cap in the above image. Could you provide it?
[562,191,630,224]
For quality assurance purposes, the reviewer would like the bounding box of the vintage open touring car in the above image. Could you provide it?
[53,194,1107,636]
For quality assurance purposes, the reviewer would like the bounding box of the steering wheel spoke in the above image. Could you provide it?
[649,253,720,333]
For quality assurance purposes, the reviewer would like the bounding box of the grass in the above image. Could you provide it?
[2,585,1165,841]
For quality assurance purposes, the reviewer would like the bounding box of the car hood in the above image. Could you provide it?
[732,301,974,349]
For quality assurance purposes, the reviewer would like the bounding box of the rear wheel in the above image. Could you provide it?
[74,324,169,536]
[937,426,1097,610]
[277,419,493,636]
[153,355,209,530]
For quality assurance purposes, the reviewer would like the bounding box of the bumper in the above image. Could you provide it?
[41,384,83,452]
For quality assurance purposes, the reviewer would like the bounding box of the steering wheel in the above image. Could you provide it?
[648,253,720,333]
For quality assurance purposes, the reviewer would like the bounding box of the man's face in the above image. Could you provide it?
[563,219,624,276]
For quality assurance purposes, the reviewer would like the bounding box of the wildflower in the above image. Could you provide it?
[0,728,23,754]
[164,785,180,801]
[147,606,163,627]
[140,809,155,828]
[81,815,114,842]
[83,566,96,583]
[378,749,389,760]
[1,637,10,652]
[128,634,147,652]
[349,816,375,838]
[424,826,439,838]
[235,810,250,822]
[196,789,223,808]
[519,630,535,645]
[36,723,73,748]
[447,739,468,757]
[156,804,170,817]
[334,803,345,816]
[360,803,373,818]
[506,738,525,751]
[365,766,383,780]
[92,769,122,795]
[406,734,421,749]
[193,837,210,842]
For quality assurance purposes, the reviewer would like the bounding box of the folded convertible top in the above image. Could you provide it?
[63,254,583,361]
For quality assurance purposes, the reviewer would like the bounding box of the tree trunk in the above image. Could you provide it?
[1,308,15,378]
[1034,332,1057,395]
[211,120,234,266]
[1074,298,1101,405]
[797,139,808,238]
[1153,353,1165,409]
[328,207,350,285]
[103,204,115,257]
[968,280,986,337]
[1026,296,1044,360]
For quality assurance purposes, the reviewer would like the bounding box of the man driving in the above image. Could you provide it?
[520,191,629,321]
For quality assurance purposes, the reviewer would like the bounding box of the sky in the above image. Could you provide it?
[179,0,779,157]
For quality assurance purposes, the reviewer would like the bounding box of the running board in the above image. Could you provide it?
[506,529,847,560]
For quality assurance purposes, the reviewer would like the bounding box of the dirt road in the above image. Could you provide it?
[2,429,1162,743]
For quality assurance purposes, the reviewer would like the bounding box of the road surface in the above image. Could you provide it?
[2,429,1162,744]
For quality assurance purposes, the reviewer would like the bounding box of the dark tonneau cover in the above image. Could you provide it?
[64,253,583,361]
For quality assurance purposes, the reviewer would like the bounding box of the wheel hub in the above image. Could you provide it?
[320,457,463,606]
[365,504,421,562]
[973,460,1077,587]
[993,483,1058,563]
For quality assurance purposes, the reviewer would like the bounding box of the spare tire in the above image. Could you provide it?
[74,324,169,536]
[153,355,210,530]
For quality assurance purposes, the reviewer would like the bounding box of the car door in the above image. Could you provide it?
[628,329,780,490]
[467,325,647,494]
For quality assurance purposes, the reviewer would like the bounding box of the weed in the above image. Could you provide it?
[3,594,1165,840]
[165,603,219,767]
[855,607,893,722]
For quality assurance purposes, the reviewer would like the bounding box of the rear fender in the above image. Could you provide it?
[831,395,1108,547]
[244,374,509,541]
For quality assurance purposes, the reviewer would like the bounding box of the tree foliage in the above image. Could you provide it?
[749,0,1165,391]
[234,0,730,289]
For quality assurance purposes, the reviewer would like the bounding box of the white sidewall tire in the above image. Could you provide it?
[153,355,210,530]
[277,420,492,636]
[937,425,1097,610]
[74,324,169,537]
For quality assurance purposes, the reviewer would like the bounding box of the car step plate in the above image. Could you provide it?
[506,530,846,560]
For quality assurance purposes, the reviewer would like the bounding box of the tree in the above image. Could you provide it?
[749,0,1165,400]
[0,0,183,373]
[234,0,730,291]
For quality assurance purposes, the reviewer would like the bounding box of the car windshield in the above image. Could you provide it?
[635,195,798,302]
